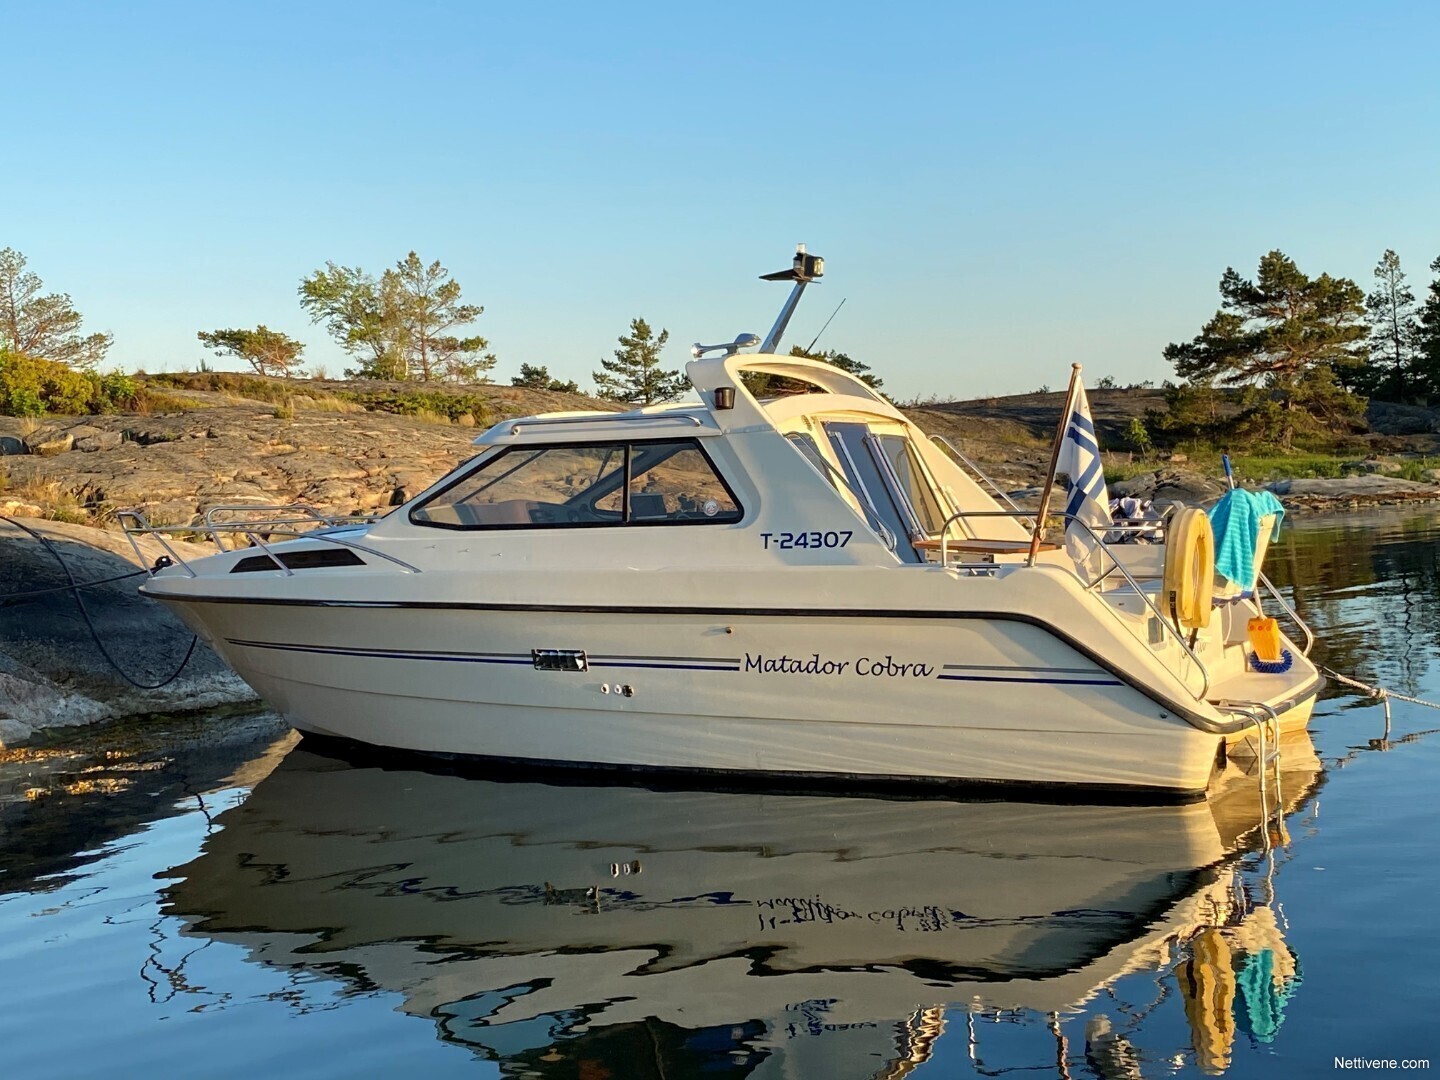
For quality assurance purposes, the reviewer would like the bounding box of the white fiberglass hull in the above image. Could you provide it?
[164,596,1224,795]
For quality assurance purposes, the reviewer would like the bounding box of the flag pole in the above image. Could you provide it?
[1027,363,1083,566]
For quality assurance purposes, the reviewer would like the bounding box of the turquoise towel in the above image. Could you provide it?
[1208,488,1286,590]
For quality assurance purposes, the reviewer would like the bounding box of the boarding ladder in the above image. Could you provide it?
[1213,700,1284,847]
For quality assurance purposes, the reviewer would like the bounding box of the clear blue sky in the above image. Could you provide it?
[6,1,1438,400]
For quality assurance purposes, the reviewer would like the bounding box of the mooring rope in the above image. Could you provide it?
[0,514,198,690]
[1319,665,1440,711]
[1,568,148,601]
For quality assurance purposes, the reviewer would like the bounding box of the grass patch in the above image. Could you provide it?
[296,395,365,414]
[1102,448,1396,485]
[996,429,1047,448]
[148,370,294,403]
[1396,457,1440,482]
[1102,458,1164,484]
[135,388,205,413]
[4,479,91,523]
[1228,453,1359,481]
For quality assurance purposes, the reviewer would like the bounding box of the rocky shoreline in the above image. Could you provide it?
[0,519,258,747]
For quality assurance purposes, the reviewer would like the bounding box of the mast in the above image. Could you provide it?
[758,244,824,354]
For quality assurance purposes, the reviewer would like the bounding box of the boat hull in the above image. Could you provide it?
[164,597,1228,795]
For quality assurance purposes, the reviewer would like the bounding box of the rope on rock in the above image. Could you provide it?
[1,513,198,690]
[1,568,147,602]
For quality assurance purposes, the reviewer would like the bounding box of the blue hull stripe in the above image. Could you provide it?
[937,674,1123,686]
[590,661,741,672]
[229,640,1117,683]
[228,638,739,671]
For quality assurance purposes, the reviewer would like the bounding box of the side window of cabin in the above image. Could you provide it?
[409,444,626,527]
[627,442,741,521]
[410,440,741,529]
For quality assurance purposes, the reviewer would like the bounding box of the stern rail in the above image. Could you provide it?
[1256,571,1316,656]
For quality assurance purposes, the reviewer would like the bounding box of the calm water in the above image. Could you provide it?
[4,510,1440,1079]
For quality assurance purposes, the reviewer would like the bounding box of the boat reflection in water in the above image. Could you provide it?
[160,737,1321,1077]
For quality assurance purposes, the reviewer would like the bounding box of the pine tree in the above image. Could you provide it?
[1364,250,1422,401]
[0,248,112,368]
[592,318,687,404]
[1415,255,1440,400]
[384,252,496,382]
[1163,250,1369,447]
[788,346,883,388]
[197,326,306,377]
[511,363,579,392]
[299,252,495,382]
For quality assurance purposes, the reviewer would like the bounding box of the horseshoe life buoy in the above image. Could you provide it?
[1163,507,1215,631]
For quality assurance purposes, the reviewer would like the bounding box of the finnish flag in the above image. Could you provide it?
[1055,381,1112,571]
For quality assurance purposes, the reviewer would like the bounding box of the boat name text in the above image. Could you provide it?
[744,652,934,678]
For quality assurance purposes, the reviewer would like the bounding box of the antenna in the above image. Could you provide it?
[803,297,846,354]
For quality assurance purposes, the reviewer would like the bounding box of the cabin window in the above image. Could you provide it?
[785,432,839,489]
[409,439,742,529]
[875,434,947,534]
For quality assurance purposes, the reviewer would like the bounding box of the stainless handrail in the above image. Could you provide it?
[928,434,1029,521]
[116,510,201,578]
[934,507,1210,700]
[119,507,422,576]
[1256,570,1316,656]
[507,413,705,435]
[202,503,365,547]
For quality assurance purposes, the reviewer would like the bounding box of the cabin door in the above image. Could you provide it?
[822,422,927,563]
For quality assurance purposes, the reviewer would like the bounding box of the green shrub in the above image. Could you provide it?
[1,350,90,415]
[97,371,139,411]
[0,350,148,416]
[336,389,492,425]
[1124,417,1153,457]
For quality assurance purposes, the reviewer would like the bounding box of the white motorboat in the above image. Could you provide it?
[129,248,1322,796]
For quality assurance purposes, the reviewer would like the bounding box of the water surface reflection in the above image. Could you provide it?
[159,742,1321,1078]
